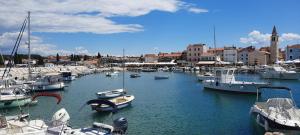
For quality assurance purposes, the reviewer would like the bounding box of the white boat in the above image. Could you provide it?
[105,71,119,77]
[154,76,169,80]
[260,65,299,80]
[203,67,268,94]
[130,73,141,78]
[250,86,300,131]
[60,71,76,81]
[141,68,156,72]
[172,67,184,73]
[90,95,135,112]
[0,87,32,108]
[25,73,65,91]
[96,89,126,99]
[197,72,214,81]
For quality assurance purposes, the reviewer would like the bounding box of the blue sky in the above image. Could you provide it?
[0,0,299,56]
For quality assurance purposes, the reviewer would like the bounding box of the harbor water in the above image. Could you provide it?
[2,72,300,135]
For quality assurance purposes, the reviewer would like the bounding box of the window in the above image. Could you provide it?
[194,48,196,51]
[241,54,243,57]
[189,53,191,56]
[189,48,191,51]
[194,53,196,56]
[290,49,293,53]
[198,48,200,51]
[290,56,293,59]
[223,70,228,74]
[198,53,200,56]
[228,70,233,75]
[216,70,221,77]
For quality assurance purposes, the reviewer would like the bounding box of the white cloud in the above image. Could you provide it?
[0,32,93,56]
[240,30,300,46]
[0,0,208,34]
[188,7,209,13]
[240,30,271,45]
[281,33,300,41]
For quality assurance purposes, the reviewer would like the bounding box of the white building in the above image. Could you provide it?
[223,46,237,64]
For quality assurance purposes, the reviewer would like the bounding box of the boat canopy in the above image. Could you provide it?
[86,99,117,111]
[32,92,62,104]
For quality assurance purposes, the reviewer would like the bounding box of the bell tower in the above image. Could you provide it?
[270,26,279,64]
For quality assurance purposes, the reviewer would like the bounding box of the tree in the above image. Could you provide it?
[70,54,74,61]
[56,53,60,62]
[84,55,89,60]
[97,52,101,59]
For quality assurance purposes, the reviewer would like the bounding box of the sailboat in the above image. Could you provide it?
[0,13,33,108]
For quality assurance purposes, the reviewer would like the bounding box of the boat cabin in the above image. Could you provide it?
[214,67,236,83]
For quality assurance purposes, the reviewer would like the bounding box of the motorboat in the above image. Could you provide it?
[203,67,268,94]
[0,86,32,108]
[130,73,141,78]
[96,89,126,99]
[141,68,156,72]
[260,65,299,80]
[250,86,300,131]
[106,71,119,77]
[89,95,135,112]
[197,72,214,81]
[25,73,65,92]
[154,75,169,80]
[172,67,184,73]
[60,71,76,81]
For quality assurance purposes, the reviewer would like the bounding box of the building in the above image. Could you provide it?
[270,26,279,63]
[144,54,158,63]
[286,44,300,60]
[223,46,237,64]
[207,48,224,60]
[158,52,183,62]
[186,43,208,63]
[199,53,215,61]
[248,50,270,65]
[237,46,255,65]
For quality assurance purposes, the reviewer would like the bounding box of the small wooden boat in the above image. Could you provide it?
[96,89,126,99]
[89,95,135,112]
[154,76,169,80]
[130,74,141,78]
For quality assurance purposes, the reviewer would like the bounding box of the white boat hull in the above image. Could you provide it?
[30,82,65,91]
[203,80,267,94]
[260,72,299,80]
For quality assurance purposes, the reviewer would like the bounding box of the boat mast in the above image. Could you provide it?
[213,25,217,68]
[27,11,31,80]
[122,49,125,90]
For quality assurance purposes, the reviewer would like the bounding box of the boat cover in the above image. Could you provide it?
[258,98,300,124]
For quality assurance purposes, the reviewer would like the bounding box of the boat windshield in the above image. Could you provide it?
[216,70,221,77]
[228,70,234,75]
[222,70,228,75]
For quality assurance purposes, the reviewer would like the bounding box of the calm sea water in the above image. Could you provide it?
[2,72,300,135]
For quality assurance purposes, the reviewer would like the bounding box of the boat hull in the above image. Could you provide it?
[260,72,299,80]
[91,101,132,112]
[251,112,300,131]
[30,82,65,92]
[203,81,266,94]
[0,97,32,108]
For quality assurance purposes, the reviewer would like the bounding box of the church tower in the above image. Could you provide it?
[270,26,279,63]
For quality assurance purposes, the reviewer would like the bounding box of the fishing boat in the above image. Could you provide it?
[96,89,126,99]
[130,73,141,78]
[154,75,169,80]
[203,67,268,94]
[260,65,299,80]
[250,86,300,131]
[60,71,76,81]
[89,95,135,112]
[197,72,214,81]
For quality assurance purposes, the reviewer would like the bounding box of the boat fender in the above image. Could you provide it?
[264,119,269,131]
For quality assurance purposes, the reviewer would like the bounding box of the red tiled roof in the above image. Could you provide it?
[144,54,157,57]
[287,44,300,49]
[201,52,214,57]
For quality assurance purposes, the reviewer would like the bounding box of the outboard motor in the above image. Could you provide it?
[113,117,128,134]
[51,108,70,126]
